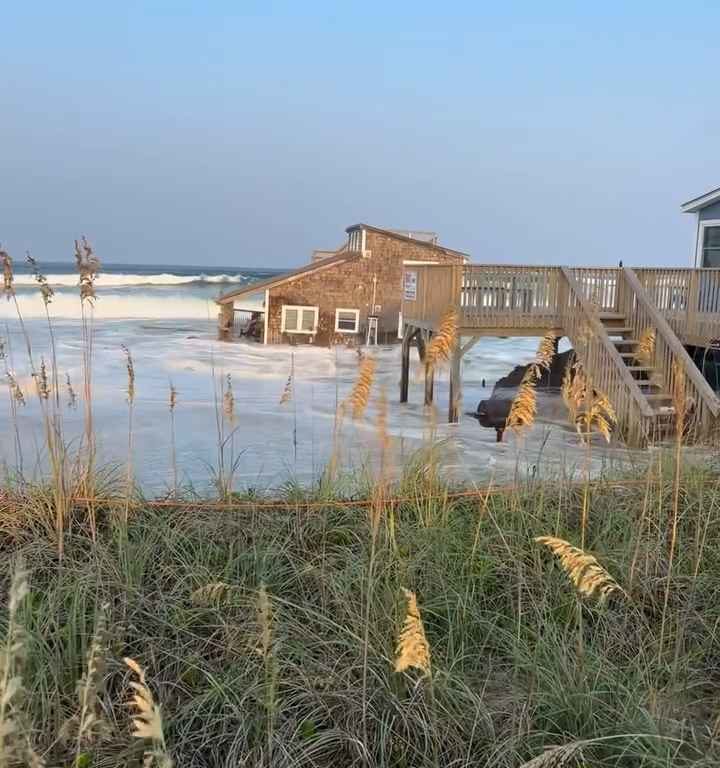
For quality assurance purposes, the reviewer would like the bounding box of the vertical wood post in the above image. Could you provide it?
[400,328,411,403]
[448,341,462,423]
[218,302,234,340]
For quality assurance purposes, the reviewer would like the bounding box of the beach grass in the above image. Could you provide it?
[1,244,720,766]
[0,460,718,767]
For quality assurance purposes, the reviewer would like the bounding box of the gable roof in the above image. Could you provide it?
[681,186,720,213]
[217,250,360,304]
[345,223,470,259]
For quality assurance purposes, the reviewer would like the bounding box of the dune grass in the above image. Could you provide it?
[0,459,717,767]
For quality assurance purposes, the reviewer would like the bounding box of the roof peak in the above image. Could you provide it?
[681,186,720,213]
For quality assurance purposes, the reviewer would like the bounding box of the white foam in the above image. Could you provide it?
[12,272,248,288]
[0,292,219,319]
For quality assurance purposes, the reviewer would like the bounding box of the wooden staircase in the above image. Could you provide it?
[562,268,720,445]
[599,314,676,440]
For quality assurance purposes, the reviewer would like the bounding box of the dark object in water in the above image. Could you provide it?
[468,348,575,442]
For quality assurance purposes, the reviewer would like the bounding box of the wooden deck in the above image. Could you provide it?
[400,265,720,445]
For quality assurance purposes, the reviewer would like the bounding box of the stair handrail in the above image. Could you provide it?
[561,267,655,420]
[622,267,720,419]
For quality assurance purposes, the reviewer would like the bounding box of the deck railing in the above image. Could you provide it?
[619,269,720,434]
[559,267,654,445]
[458,265,564,329]
[635,268,720,343]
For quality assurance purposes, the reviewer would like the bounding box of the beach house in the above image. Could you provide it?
[682,185,720,267]
[217,224,468,345]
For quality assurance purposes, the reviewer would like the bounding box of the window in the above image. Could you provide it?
[348,228,365,252]
[701,222,720,268]
[281,305,319,334]
[334,308,360,333]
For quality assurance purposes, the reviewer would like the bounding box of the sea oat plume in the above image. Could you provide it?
[395,588,431,674]
[124,658,173,767]
[518,741,585,767]
[279,373,293,405]
[424,308,457,370]
[190,582,240,606]
[121,345,135,404]
[26,253,54,306]
[74,237,101,303]
[65,373,78,409]
[506,372,537,434]
[169,382,178,411]
[223,373,235,424]
[347,356,376,420]
[257,583,273,658]
[35,358,50,400]
[529,332,558,379]
[636,327,656,368]
[535,535,626,603]
[7,372,26,407]
[1,249,14,299]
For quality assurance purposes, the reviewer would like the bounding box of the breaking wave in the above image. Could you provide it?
[12,272,249,288]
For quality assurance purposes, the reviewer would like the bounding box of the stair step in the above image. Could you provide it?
[606,327,635,335]
[627,366,655,372]
[645,393,672,401]
[599,313,625,320]
[612,338,639,347]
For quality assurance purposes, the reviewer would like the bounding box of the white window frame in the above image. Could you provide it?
[334,307,360,334]
[281,305,319,334]
[696,219,720,268]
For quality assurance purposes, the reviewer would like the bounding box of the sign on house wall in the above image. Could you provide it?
[403,270,417,301]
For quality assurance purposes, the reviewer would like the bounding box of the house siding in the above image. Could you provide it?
[699,201,720,221]
[265,232,464,345]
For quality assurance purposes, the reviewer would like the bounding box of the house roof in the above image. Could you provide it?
[217,223,469,305]
[681,186,720,213]
[216,250,361,304]
[345,223,470,258]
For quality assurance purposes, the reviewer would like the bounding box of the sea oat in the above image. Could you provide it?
[529,332,558,379]
[222,374,235,424]
[506,373,537,434]
[6,372,26,407]
[0,559,44,768]
[190,582,240,606]
[169,382,178,411]
[279,373,293,405]
[395,588,431,674]
[74,237,101,303]
[65,373,78,409]
[519,741,585,767]
[34,358,50,400]
[347,356,376,420]
[63,603,110,748]
[257,583,273,659]
[26,253,54,306]
[424,309,457,370]
[124,658,173,767]
[636,327,656,368]
[1,250,14,299]
[535,535,626,603]
[121,345,135,404]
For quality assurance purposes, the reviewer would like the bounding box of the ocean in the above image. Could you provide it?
[0,262,631,492]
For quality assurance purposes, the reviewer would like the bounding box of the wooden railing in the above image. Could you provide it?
[635,268,720,343]
[560,268,654,445]
[458,265,564,329]
[620,268,720,435]
[567,268,620,313]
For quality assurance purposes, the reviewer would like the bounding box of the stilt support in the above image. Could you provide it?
[400,327,412,403]
[448,341,462,423]
[218,302,234,340]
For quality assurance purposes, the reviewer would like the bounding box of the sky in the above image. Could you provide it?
[1,1,718,268]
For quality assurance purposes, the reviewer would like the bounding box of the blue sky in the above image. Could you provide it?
[1,1,718,267]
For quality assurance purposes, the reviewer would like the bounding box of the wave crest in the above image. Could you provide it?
[12,272,249,288]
